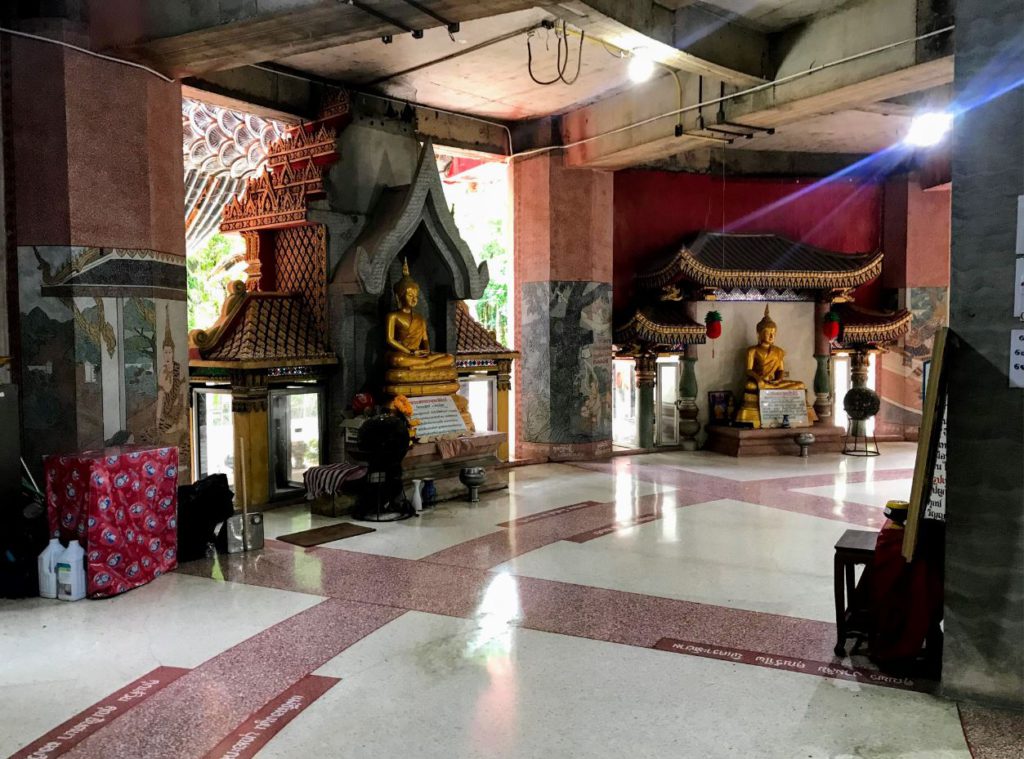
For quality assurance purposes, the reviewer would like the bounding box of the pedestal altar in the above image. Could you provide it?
[311,431,508,516]
[706,425,845,457]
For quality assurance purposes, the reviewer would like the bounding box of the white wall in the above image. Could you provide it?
[688,301,817,444]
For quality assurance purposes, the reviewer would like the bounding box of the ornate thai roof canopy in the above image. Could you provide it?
[188,281,337,371]
[637,232,883,300]
[614,301,706,348]
[454,301,519,363]
[334,140,489,301]
[832,303,912,348]
[182,99,287,254]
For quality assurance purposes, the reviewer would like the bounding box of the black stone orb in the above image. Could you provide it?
[357,413,411,467]
[843,387,881,420]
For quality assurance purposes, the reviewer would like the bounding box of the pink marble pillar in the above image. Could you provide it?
[512,154,613,461]
[877,175,951,440]
[5,31,189,476]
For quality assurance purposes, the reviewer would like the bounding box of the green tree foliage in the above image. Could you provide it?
[187,233,245,331]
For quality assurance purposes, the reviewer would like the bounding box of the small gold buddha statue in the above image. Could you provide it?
[384,260,460,398]
[734,305,817,428]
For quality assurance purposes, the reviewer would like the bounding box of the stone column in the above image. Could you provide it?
[677,346,700,450]
[812,301,834,426]
[513,154,613,461]
[635,352,657,450]
[944,0,1024,707]
[4,29,189,478]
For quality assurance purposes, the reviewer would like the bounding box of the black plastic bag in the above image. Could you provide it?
[177,473,235,562]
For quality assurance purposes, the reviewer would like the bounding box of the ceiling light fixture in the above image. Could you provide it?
[904,111,953,147]
[628,49,655,84]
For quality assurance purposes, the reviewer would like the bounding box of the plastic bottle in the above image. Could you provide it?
[37,538,62,599]
[56,539,86,601]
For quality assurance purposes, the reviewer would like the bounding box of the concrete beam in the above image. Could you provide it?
[184,65,513,155]
[549,0,767,86]
[644,148,881,177]
[97,0,537,77]
[558,0,952,168]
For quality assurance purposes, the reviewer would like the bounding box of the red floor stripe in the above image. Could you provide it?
[653,638,935,693]
[8,666,189,759]
[200,674,339,759]
[564,512,663,543]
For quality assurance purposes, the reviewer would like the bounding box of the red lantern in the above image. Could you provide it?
[705,311,723,340]
[822,310,841,341]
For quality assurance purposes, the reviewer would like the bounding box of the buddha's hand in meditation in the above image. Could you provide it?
[414,350,429,357]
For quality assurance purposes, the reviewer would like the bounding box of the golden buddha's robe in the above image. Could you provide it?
[744,345,806,392]
[386,314,455,370]
[735,344,816,428]
[384,311,458,396]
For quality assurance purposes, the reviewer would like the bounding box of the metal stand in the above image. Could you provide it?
[355,469,414,522]
[842,421,880,456]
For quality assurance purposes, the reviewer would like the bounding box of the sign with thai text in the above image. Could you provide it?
[758,389,810,428]
[924,403,947,521]
[409,395,467,439]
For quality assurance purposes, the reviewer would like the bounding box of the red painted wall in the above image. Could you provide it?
[613,171,884,313]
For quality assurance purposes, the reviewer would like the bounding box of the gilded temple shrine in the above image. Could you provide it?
[616,232,910,455]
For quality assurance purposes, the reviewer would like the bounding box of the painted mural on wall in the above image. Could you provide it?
[878,287,949,434]
[18,246,189,478]
[520,281,612,444]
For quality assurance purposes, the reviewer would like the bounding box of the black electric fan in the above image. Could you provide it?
[353,412,415,522]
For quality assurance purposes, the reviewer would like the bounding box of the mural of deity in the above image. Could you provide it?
[156,306,188,449]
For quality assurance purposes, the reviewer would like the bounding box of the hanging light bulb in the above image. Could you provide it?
[628,50,655,84]
[904,111,953,148]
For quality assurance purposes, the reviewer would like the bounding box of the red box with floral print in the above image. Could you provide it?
[44,446,179,598]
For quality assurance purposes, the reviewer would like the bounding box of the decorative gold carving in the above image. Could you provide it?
[266,124,337,169]
[320,88,352,120]
[635,352,657,386]
[230,371,269,413]
[189,280,249,351]
[496,359,513,391]
[221,172,308,232]
[271,162,325,194]
[240,231,261,291]
[840,311,912,344]
[616,310,705,346]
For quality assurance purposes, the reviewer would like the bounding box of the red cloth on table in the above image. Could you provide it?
[45,446,179,598]
[867,523,943,666]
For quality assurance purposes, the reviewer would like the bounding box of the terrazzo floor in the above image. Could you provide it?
[3,444,1021,758]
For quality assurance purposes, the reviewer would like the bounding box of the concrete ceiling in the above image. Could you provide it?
[135,0,952,167]
[693,0,847,32]
[277,9,637,120]
[726,109,911,153]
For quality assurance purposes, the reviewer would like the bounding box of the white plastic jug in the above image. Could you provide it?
[37,538,62,599]
[411,479,423,513]
[56,539,86,601]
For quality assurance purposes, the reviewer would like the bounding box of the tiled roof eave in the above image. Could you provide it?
[676,250,884,291]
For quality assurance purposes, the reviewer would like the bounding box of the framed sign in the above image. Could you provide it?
[903,327,950,561]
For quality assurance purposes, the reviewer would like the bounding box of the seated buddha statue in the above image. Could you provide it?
[383,260,461,399]
[734,305,817,428]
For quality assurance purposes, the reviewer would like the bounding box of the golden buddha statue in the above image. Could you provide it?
[384,260,460,398]
[734,305,817,428]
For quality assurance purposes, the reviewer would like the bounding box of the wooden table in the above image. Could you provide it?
[833,528,877,656]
